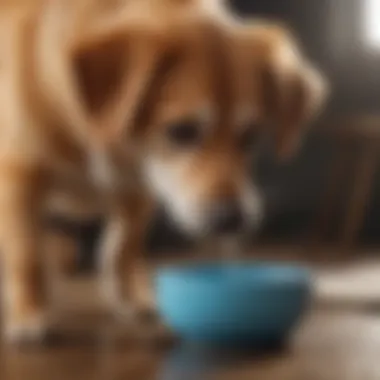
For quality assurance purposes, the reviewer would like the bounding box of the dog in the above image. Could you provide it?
[0,0,327,344]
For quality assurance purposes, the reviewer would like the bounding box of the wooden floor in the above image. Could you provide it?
[1,270,380,380]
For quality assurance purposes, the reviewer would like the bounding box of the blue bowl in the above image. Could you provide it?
[155,262,312,348]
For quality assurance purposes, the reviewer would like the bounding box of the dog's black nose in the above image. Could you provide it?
[210,200,244,234]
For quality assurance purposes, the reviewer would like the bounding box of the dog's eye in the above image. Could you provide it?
[167,120,202,146]
[238,128,260,152]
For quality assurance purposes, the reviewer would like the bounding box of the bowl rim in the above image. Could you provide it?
[155,261,312,288]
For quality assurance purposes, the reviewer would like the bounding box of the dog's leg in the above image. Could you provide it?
[0,164,49,344]
[99,194,155,321]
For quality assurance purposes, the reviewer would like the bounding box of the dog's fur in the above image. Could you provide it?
[0,0,327,343]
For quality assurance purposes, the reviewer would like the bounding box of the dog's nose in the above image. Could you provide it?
[210,199,244,234]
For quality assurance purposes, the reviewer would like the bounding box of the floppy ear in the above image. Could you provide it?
[36,0,171,147]
[253,25,328,160]
[262,60,327,160]
[71,29,166,144]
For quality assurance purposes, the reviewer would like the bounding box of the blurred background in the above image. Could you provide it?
[59,0,380,269]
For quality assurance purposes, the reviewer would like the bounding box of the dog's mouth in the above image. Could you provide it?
[142,155,264,240]
[156,197,264,246]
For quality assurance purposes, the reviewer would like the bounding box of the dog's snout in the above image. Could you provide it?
[210,199,244,234]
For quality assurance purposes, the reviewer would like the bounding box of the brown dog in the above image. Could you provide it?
[0,0,327,343]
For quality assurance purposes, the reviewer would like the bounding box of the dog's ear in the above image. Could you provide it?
[251,25,328,160]
[70,27,167,144]
[37,0,175,146]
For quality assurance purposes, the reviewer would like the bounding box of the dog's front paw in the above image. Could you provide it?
[3,313,51,346]
[100,277,133,321]
[100,275,158,321]
[103,294,178,346]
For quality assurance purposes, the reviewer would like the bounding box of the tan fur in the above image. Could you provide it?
[0,0,327,343]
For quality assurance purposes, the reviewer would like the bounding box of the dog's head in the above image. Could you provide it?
[142,22,328,237]
[39,2,327,238]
